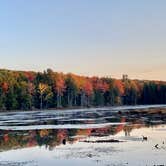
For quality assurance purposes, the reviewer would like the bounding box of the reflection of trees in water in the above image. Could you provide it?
[0,129,81,152]
[124,126,132,136]
[0,118,160,152]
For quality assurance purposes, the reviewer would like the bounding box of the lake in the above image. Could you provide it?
[0,105,166,166]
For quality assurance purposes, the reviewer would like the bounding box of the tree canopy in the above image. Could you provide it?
[0,69,165,111]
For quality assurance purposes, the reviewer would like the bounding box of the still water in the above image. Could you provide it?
[0,105,166,166]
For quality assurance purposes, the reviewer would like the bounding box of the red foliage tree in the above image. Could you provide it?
[1,82,9,93]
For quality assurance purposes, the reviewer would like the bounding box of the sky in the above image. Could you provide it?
[0,0,166,81]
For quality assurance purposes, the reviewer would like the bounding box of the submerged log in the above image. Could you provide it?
[80,139,124,143]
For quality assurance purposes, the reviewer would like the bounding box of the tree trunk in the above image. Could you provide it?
[57,93,59,107]
[40,94,43,110]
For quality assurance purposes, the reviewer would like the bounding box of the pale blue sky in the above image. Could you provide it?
[0,0,165,80]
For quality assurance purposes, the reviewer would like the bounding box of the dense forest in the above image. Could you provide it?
[0,69,165,111]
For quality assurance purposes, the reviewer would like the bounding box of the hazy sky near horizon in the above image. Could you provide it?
[0,0,166,80]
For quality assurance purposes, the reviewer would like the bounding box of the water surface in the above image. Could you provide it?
[0,105,166,166]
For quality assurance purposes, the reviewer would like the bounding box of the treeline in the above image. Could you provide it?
[0,69,165,111]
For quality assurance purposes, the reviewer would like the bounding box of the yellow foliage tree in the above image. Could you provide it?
[38,83,48,109]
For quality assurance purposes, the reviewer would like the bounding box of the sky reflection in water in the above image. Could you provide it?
[0,106,166,166]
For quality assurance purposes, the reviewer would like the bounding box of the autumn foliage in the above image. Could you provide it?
[0,69,165,110]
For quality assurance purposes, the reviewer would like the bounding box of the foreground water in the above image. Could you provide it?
[0,105,166,166]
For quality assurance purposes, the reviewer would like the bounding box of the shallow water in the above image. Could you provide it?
[0,105,166,166]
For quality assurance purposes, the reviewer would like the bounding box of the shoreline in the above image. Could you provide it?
[0,104,166,114]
